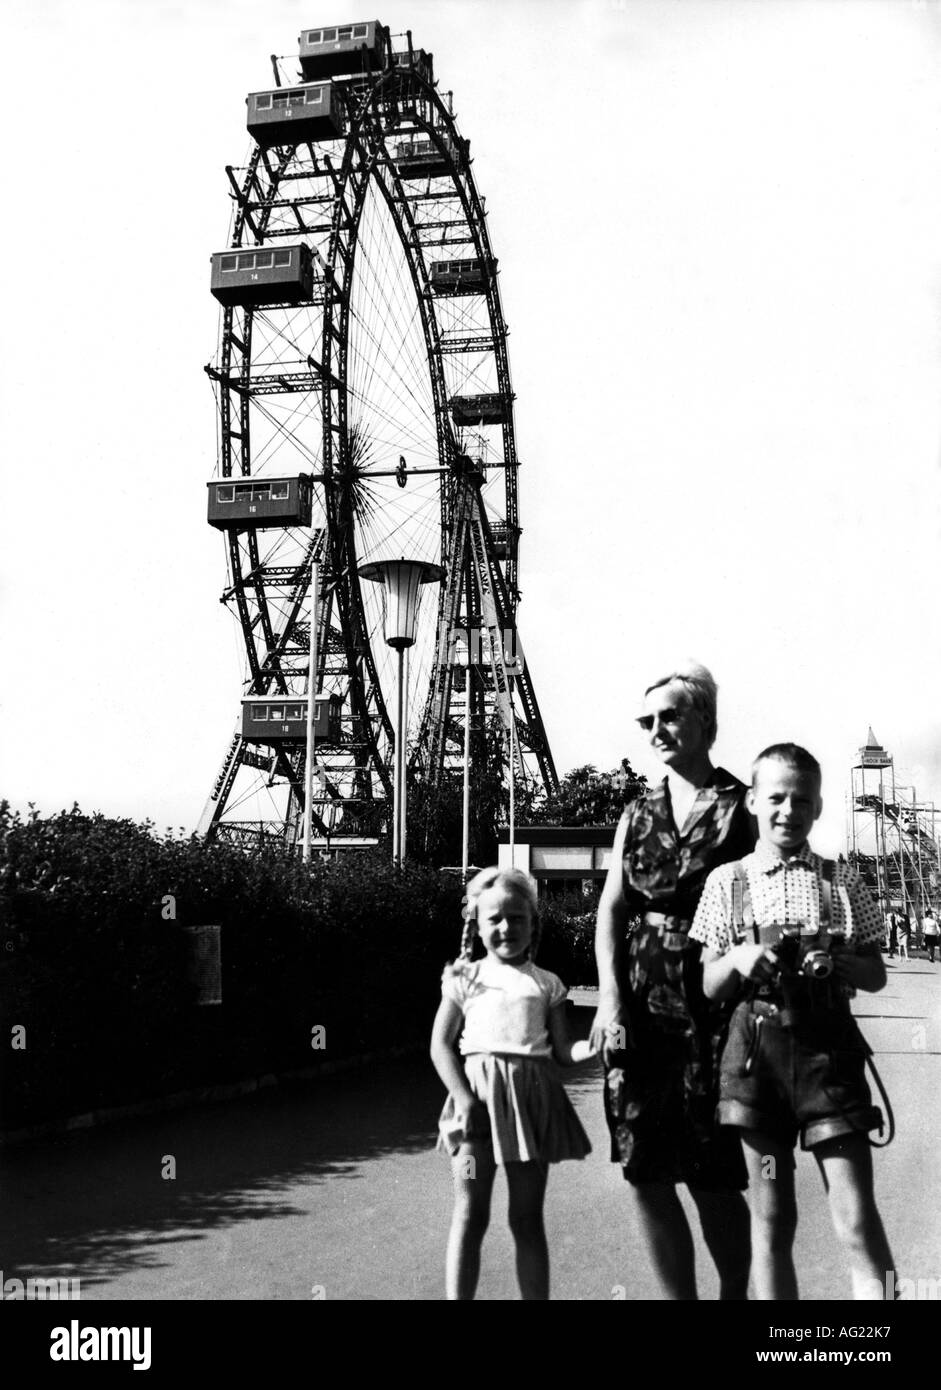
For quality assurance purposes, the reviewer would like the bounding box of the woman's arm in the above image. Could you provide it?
[589,812,631,1059]
[548,1002,597,1066]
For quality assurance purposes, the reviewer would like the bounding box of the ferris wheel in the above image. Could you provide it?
[198,19,558,850]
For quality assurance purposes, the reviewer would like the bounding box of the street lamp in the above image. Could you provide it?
[358,558,442,865]
[450,625,475,882]
[302,558,320,864]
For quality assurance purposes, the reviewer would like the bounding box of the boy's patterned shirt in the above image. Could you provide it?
[689,841,884,955]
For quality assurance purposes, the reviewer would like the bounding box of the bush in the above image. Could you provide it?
[0,802,464,1129]
[537,889,599,986]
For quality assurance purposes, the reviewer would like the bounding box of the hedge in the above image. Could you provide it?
[0,804,597,1130]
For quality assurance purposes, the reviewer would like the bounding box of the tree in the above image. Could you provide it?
[526,760,647,827]
[409,720,536,866]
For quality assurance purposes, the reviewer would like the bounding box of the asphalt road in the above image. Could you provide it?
[2,957,939,1301]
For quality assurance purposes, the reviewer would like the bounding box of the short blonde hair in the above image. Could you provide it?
[644,659,718,749]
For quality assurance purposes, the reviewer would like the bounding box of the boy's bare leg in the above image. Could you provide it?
[505,1160,550,1300]
[445,1144,496,1300]
[633,1182,698,1299]
[689,1186,752,1299]
[814,1133,894,1299]
[740,1131,799,1299]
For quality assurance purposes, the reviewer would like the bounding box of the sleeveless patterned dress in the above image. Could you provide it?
[604,767,755,1188]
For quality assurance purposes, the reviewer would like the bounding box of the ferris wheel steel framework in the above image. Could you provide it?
[200,28,558,848]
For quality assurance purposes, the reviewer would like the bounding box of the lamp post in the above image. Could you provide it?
[358,558,442,866]
[450,626,474,882]
[302,559,319,864]
[507,674,517,865]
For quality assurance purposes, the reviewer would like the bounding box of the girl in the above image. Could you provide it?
[430,866,594,1301]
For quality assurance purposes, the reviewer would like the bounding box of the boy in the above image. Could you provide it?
[690,743,895,1300]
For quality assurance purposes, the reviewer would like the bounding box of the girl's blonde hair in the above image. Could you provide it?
[456,865,541,964]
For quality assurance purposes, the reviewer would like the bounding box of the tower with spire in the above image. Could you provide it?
[849,730,940,923]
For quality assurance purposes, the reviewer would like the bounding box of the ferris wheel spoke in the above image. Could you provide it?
[347,294,434,439]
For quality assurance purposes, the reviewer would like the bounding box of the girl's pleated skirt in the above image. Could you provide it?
[437,1052,592,1165]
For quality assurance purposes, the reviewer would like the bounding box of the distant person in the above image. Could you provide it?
[691,743,895,1300]
[923,908,939,964]
[590,660,754,1300]
[897,912,911,960]
[885,909,899,958]
[430,866,594,1300]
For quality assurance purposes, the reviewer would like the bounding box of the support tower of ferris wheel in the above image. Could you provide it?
[198,19,558,850]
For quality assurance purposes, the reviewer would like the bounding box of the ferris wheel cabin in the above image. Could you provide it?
[395,134,464,177]
[450,393,510,426]
[392,47,434,83]
[241,694,342,744]
[489,522,519,562]
[429,258,491,295]
[247,83,344,147]
[298,20,386,79]
[210,244,317,307]
[207,475,313,530]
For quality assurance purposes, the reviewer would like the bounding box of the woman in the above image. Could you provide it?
[590,661,754,1299]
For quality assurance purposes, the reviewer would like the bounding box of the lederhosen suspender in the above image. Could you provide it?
[728,858,836,1031]
[728,859,834,945]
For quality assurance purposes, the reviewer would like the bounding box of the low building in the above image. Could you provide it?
[497,825,617,896]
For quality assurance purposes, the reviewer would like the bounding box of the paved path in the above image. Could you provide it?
[2,958,939,1300]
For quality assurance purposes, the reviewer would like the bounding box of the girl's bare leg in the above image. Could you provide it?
[740,1131,798,1299]
[505,1160,550,1300]
[445,1144,496,1300]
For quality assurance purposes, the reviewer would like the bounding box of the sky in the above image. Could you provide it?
[2,0,941,855]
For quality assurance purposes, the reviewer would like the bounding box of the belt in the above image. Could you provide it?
[642,912,695,951]
[749,998,795,1028]
[747,995,847,1029]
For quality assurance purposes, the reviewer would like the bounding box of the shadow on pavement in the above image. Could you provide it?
[0,1053,449,1292]
[1,1040,605,1296]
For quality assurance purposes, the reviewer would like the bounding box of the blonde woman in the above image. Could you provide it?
[590,661,754,1299]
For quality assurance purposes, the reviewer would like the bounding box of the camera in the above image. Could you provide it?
[799,948,834,980]
[771,927,842,980]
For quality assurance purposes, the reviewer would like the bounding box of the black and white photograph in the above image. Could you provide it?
[1,0,939,1351]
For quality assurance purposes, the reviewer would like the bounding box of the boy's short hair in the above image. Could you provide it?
[644,659,719,748]
[751,742,822,789]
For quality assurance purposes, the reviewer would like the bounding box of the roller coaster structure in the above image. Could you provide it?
[848,729,941,921]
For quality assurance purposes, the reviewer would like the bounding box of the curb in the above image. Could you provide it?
[0,1043,425,1148]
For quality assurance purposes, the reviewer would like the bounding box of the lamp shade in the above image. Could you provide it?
[449,625,470,669]
[358,558,443,649]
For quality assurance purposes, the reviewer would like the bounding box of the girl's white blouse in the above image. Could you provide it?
[442,957,567,1057]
